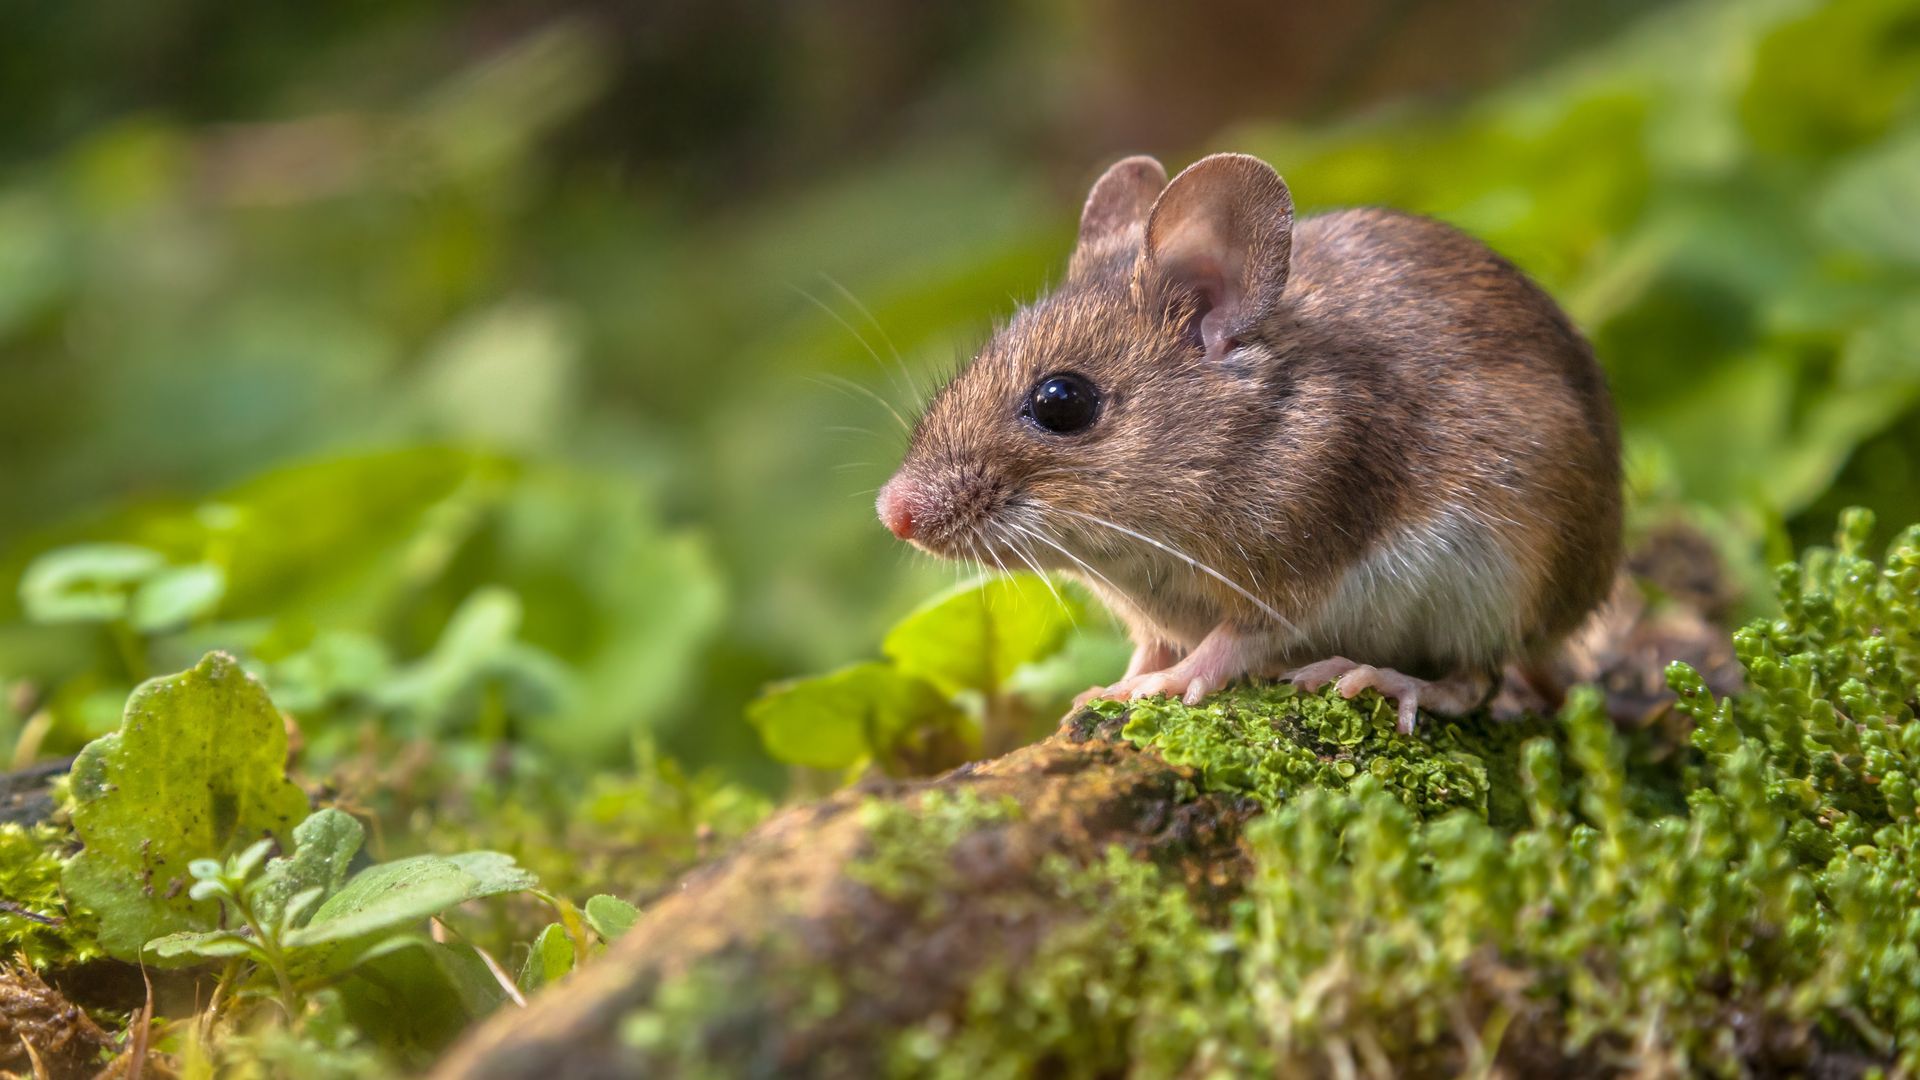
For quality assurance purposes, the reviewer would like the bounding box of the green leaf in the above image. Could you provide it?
[18,543,165,624]
[368,586,581,742]
[747,661,961,769]
[283,850,538,972]
[143,929,259,963]
[583,894,639,943]
[517,922,574,991]
[128,563,226,633]
[335,939,508,1067]
[253,808,365,928]
[62,652,310,959]
[882,573,1081,697]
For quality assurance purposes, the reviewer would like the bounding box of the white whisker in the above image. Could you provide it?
[820,274,929,404]
[1005,518,1125,600]
[1051,506,1295,632]
[988,524,1075,626]
[807,373,912,435]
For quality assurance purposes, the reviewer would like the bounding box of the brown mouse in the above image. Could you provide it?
[875,152,1621,732]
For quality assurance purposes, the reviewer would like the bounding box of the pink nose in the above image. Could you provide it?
[877,478,918,540]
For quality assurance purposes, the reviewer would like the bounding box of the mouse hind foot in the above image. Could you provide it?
[1285,657,1491,734]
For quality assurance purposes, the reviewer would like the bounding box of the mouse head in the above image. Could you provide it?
[876,152,1296,572]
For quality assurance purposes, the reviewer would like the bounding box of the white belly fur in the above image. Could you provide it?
[1289,508,1525,674]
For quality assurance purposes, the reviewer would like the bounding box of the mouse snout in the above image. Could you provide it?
[877,476,920,540]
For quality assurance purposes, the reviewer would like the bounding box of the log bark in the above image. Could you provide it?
[432,712,1254,1079]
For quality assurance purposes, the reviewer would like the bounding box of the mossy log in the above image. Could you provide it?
[435,564,1769,1079]
[434,716,1258,1079]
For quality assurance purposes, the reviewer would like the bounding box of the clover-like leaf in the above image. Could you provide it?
[583,894,639,943]
[747,661,962,769]
[128,563,226,632]
[517,922,574,992]
[63,652,311,959]
[882,573,1082,698]
[18,544,166,624]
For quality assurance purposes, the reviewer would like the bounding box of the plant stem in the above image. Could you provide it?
[232,891,302,1020]
[108,620,149,683]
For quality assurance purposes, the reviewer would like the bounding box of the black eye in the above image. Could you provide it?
[1025,373,1100,434]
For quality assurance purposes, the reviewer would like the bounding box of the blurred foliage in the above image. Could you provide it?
[0,0,1917,1072]
[2,0,1916,795]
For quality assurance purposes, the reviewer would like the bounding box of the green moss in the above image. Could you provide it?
[1096,681,1551,826]
[888,846,1239,1080]
[848,790,1023,904]
[0,823,101,968]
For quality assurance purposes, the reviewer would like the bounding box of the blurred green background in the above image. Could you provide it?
[2,0,1918,811]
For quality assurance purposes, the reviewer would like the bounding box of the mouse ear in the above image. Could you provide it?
[1140,153,1293,359]
[1070,156,1167,277]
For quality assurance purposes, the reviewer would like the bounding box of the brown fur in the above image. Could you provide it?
[882,153,1621,684]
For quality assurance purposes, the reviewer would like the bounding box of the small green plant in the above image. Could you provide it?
[748,573,1093,776]
[150,806,539,1023]
[19,542,226,681]
[176,838,310,1016]
[515,892,641,992]
[62,652,311,958]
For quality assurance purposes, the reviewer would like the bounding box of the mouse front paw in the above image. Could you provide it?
[1089,668,1229,707]
[1079,624,1256,707]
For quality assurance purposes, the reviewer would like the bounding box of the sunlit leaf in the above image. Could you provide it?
[287,850,537,961]
[882,573,1081,697]
[63,652,310,959]
[129,563,226,633]
[747,661,961,770]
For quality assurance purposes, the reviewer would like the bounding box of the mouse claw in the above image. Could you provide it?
[1077,669,1219,708]
[1284,656,1360,693]
[1288,659,1492,734]
[1329,665,1423,733]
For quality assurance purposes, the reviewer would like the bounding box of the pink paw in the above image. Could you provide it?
[1080,668,1227,708]
[1285,656,1360,693]
[1285,656,1426,734]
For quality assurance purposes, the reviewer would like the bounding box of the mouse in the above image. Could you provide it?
[874,152,1621,733]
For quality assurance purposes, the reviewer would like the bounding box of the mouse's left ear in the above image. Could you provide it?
[1140,153,1293,359]
[1070,156,1167,278]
